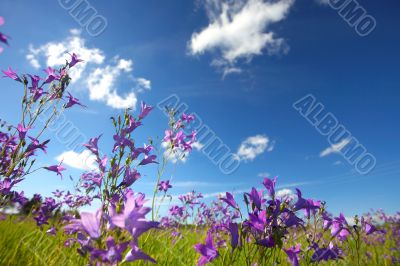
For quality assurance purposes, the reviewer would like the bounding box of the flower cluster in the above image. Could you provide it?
[0,53,85,208]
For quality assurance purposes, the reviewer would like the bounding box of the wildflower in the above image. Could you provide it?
[2,67,21,82]
[158,180,172,192]
[110,192,158,239]
[52,189,64,198]
[83,135,102,156]
[65,92,86,108]
[262,176,277,197]
[43,67,60,83]
[194,230,219,266]
[68,53,84,68]
[284,244,301,266]
[139,155,157,166]
[228,223,240,250]
[181,113,195,123]
[64,209,102,239]
[124,241,156,264]
[220,192,238,209]
[0,32,8,46]
[245,187,264,210]
[44,161,66,178]
[139,101,153,120]
[16,124,31,139]
[91,236,129,264]
[120,167,141,187]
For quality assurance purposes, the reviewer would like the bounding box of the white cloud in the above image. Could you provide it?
[86,59,139,109]
[320,138,350,158]
[276,188,295,199]
[258,172,271,177]
[56,150,97,171]
[26,29,151,110]
[236,134,274,161]
[191,141,204,151]
[189,0,294,74]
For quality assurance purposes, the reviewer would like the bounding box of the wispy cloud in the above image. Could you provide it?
[189,0,294,75]
[320,138,350,157]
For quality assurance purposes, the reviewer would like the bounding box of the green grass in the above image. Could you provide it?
[0,216,398,265]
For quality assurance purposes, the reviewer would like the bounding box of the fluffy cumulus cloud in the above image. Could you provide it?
[319,138,350,158]
[235,134,274,161]
[189,0,294,75]
[56,150,97,171]
[26,29,151,109]
[275,188,295,200]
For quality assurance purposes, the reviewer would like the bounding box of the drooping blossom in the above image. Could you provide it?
[139,155,158,166]
[65,92,86,108]
[68,53,84,68]
[44,161,66,178]
[2,67,21,82]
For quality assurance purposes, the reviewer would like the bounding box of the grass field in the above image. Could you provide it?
[0,216,398,266]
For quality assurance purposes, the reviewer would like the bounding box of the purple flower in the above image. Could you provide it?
[194,230,219,266]
[2,67,21,82]
[65,92,86,108]
[120,167,141,187]
[68,53,84,68]
[0,32,9,46]
[124,241,156,264]
[181,113,195,123]
[64,209,102,239]
[139,155,158,166]
[158,180,172,192]
[113,134,133,152]
[91,236,129,264]
[163,130,173,142]
[257,235,275,248]
[284,244,301,266]
[312,242,341,262]
[52,189,64,198]
[110,192,158,239]
[44,161,66,178]
[246,187,264,210]
[43,67,60,83]
[262,176,277,197]
[122,116,142,135]
[139,101,153,120]
[16,124,31,139]
[220,192,238,209]
[228,223,240,250]
[294,189,320,218]
[83,135,101,156]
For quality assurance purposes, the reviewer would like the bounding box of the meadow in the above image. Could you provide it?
[1,15,400,266]
[0,212,399,265]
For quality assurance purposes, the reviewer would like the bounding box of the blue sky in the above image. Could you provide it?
[0,0,399,217]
